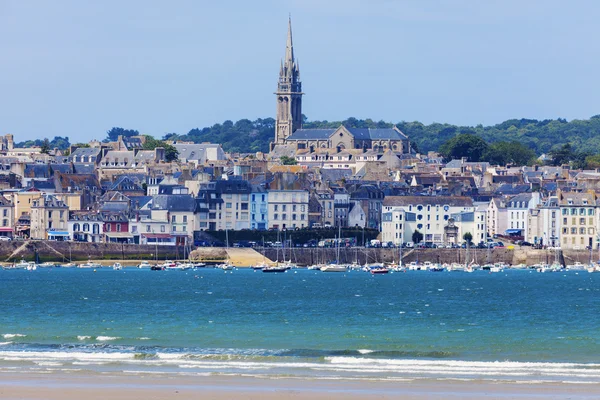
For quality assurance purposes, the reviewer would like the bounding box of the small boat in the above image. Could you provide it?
[566,262,585,271]
[37,262,56,268]
[430,265,445,272]
[307,264,322,270]
[489,266,503,273]
[370,267,389,274]
[138,261,152,269]
[150,265,164,271]
[193,262,206,268]
[218,261,234,270]
[262,266,287,273]
[26,262,37,271]
[61,262,76,268]
[320,264,347,272]
[112,263,123,270]
[13,259,30,269]
[79,261,101,269]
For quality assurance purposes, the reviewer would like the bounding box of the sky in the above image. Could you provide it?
[1,0,600,143]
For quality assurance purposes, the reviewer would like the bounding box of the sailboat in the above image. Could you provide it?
[320,226,347,272]
[219,227,234,270]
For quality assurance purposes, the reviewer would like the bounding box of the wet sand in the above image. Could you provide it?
[2,372,600,400]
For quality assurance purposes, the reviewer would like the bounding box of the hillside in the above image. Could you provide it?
[164,115,600,156]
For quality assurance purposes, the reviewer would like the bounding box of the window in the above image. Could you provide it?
[160,225,165,233]
[282,205,287,212]
[292,214,297,220]
[274,214,278,220]
[301,214,305,220]
[571,227,577,234]
[562,209,568,215]
[146,225,151,232]
[183,215,187,223]
[226,202,232,209]
[2,209,6,217]
[171,215,176,223]
[589,209,594,216]
[83,223,89,232]
[132,226,137,233]
[580,218,586,225]
[580,227,586,234]
[274,205,278,211]
[563,217,568,224]
[579,208,585,215]
[173,226,176,232]
[117,223,121,232]
[282,214,287,220]
[183,226,186,232]
[106,223,111,232]
[301,205,305,212]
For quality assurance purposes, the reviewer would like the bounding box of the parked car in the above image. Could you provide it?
[0,236,11,242]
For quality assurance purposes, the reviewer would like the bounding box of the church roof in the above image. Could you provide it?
[286,127,408,141]
[287,129,336,140]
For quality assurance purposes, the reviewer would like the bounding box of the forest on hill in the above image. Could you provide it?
[15,115,600,167]
[162,115,600,157]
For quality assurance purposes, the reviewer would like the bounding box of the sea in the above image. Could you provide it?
[1,267,600,384]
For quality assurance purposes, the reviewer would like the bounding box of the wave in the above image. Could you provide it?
[2,334,25,339]
[95,336,120,341]
[77,336,91,341]
[0,345,599,384]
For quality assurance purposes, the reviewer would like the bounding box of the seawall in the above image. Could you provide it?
[0,241,592,267]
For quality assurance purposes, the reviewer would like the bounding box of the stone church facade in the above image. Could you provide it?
[270,19,410,156]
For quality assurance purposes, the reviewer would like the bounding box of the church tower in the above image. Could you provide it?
[274,17,303,146]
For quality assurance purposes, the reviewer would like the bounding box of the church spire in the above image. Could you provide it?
[285,16,294,66]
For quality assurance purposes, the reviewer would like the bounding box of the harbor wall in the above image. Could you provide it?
[0,240,591,266]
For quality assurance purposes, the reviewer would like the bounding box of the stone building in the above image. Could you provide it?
[269,19,410,158]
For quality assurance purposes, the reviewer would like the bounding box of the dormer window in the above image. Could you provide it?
[567,199,573,205]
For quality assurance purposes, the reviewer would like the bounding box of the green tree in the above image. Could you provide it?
[40,138,51,154]
[463,232,473,245]
[280,156,297,165]
[439,134,489,162]
[412,230,423,244]
[143,136,179,162]
[585,154,600,169]
[548,143,575,166]
[484,141,536,166]
[105,127,139,142]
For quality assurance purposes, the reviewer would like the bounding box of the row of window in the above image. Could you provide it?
[562,227,595,235]
[562,208,594,216]
[272,214,305,221]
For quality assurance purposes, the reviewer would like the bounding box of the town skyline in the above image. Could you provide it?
[1,1,600,143]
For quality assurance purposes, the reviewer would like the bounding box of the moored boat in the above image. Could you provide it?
[320,264,347,272]
[138,261,152,269]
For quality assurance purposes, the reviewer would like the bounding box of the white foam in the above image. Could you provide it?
[358,349,374,354]
[2,334,25,339]
[0,342,12,346]
[96,336,120,341]
[137,337,151,340]
[77,336,91,341]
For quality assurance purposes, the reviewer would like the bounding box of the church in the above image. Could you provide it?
[270,19,411,158]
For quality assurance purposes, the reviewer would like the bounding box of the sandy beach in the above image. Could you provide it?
[2,372,600,400]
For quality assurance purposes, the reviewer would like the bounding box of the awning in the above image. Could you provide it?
[48,231,69,236]
[505,229,523,234]
[105,232,134,238]
[142,233,173,239]
[0,227,13,232]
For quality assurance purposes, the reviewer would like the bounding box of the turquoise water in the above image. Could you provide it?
[2,268,600,383]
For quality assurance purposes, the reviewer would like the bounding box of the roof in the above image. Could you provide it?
[383,196,474,207]
[151,194,197,212]
[287,126,408,141]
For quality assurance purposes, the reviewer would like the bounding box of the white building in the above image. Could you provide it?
[505,192,541,238]
[381,196,477,246]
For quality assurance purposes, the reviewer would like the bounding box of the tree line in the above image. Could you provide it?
[12,114,600,167]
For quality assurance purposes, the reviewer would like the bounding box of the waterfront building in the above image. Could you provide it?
[250,185,268,230]
[30,194,69,240]
[558,191,597,250]
[527,196,560,247]
[332,186,351,228]
[381,196,476,246]
[349,185,383,230]
[68,211,103,242]
[505,192,541,238]
[0,195,14,239]
[487,197,508,238]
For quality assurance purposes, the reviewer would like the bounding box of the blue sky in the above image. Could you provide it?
[1,0,599,143]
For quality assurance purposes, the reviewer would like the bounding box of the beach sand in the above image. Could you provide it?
[2,372,600,400]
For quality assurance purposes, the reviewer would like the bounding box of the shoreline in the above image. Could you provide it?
[2,372,600,400]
